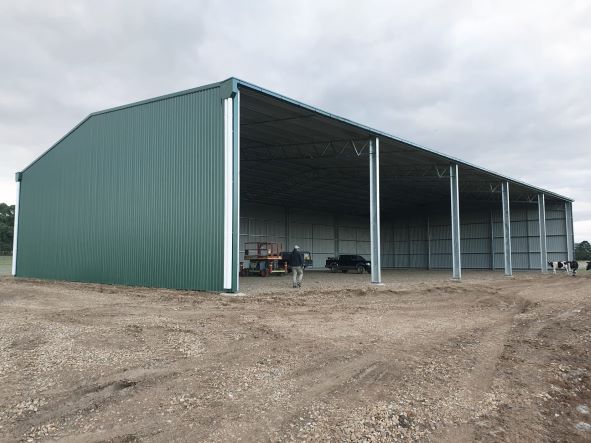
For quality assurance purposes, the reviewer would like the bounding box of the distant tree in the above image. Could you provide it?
[0,203,15,254]
[575,241,591,260]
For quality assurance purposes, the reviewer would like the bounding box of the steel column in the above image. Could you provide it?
[490,210,495,270]
[334,214,339,257]
[565,201,574,261]
[12,175,21,276]
[538,194,548,272]
[223,97,233,290]
[232,91,240,292]
[501,181,512,276]
[426,216,431,270]
[450,164,461,280]
[369,137,382,284]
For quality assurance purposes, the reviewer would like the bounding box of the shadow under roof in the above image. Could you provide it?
[236,78,571,216]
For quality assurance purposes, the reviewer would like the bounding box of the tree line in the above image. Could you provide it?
[0,203,15,254]
[576,241,591,260]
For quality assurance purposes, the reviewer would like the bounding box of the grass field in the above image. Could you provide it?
[0,256,12,276]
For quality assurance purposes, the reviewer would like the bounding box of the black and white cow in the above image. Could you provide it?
[548,261,579,275]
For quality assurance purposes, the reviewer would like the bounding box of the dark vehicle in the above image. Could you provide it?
[325,255,371,274]
[280,250,313,271]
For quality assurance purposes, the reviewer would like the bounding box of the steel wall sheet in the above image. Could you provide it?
[511,237,529,253]
[357,242,371,255]
[547,252,566,262]
[339,240,357,253]
[291,223,313,238]
[409,225,427,240]
[547,236,567,252]
[313,239,335,252]
[394,255,410,267]
[546,219,566,235]
[410,240,428,254]
[431,255,452,268]
[381,223,394,242]
[382,255,394,267]
[430,224,451,239]
[356,228,370,241]
[431,239,452,254]
[393,226,409,241]
[461,223,489,239]
[410,254,428,268]
[313,224,335,239]
[462,254,492,268]
[511,221,529,237]
[381,242,394,254]
[512,253,530,269]
[339,226,357,240]
[529,253,541,265]
[17,86,225,290]
[527,220,540,234]
[462,238,491,253]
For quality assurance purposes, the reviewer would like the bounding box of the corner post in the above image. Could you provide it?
[450,164,461,280]
[565,201,574,261]
[501,181,512,276]
[222,79,240,293]
[538,193,548,273]
[12,172,22,276]
[369,137,382,284]
[232,89,240,292]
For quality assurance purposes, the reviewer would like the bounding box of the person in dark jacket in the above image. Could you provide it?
[289,245,304,288]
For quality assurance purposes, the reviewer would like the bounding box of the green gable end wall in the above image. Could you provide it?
[17,85,225,291]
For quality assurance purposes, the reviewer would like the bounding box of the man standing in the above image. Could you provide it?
[289,245,304,288]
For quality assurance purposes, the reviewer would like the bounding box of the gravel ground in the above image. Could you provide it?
[0,270,590,442]
[0,256,11,277]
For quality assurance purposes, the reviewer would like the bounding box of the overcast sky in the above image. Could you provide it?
[1,0,590,241]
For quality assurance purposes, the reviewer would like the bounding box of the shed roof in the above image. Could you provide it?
[21,77,572,206]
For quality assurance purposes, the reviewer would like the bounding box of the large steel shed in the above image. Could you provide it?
[12,78,575,292]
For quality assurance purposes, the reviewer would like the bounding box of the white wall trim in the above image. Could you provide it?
[223,97,233,289]
[12,181,20,276]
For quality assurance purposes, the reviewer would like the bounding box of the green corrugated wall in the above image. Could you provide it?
[17,85,226,291]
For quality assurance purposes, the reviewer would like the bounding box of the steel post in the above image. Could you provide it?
[501,181,512,276]
[12,175,21,276]
[232,91,240,292]
[426,216,431,270]
[538,194,548,272]
[369,137,382,284]
[450,164,461,280]
[490,210,495,270]
[565,201,574,261]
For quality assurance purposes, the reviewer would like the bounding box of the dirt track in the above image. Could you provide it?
[0,271,590,442]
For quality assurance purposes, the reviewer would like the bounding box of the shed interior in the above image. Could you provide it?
[237,85,570,270]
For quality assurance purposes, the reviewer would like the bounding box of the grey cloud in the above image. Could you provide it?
[1,0,590,239]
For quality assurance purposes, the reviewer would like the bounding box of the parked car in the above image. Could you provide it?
[325,255,371,274]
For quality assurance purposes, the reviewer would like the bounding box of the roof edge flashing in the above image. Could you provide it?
[220,78,239,99]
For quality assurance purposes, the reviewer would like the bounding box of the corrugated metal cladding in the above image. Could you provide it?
[17,86,226,291]
[241,201,569,271]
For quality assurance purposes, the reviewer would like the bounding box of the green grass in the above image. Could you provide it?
[0,256,12,276]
